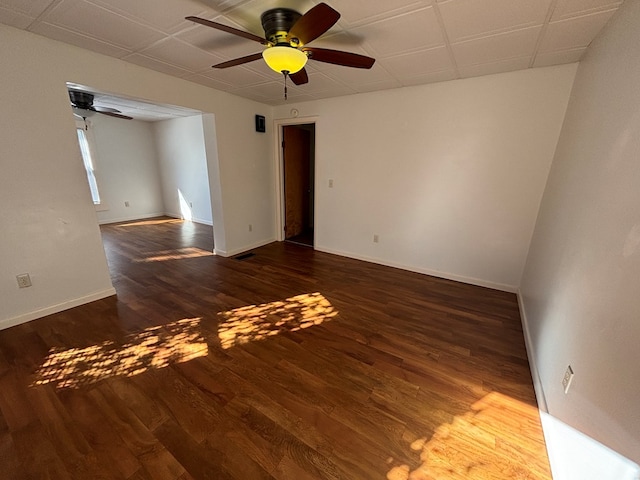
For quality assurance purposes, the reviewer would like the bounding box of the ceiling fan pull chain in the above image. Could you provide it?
[283,72,289,100]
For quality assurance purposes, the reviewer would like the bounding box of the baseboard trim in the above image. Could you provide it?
[314,245,518,293]
[517,289,548,412]
[0,288,117,331]
[98,212,166,225]
[215,238,277,258]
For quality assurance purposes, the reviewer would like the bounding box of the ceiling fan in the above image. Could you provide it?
[186,3,375,97]
[69,90,133,121]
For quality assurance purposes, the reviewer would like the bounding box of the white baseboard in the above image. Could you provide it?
[516,289,548,412]
[314,245,518,293]
[98,212,166,225]
[0,287,117,331]
[215,238,277,258]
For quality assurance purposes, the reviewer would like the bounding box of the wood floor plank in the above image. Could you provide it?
[0,217,552,479]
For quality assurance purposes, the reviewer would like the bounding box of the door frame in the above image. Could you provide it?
[273,116,318,243]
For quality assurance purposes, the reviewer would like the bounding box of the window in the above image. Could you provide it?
[76,128,101,204]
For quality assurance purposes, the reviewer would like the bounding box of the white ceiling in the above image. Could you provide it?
[1,0,623,107]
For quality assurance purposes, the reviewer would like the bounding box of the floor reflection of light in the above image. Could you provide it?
[32,318,207,389]
[116,218,182,227]
[386,392,552,480]
[218,292,338,349]
[135,247,214,263]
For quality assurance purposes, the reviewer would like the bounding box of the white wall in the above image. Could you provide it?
[274,65,577,291]
[88,115,165,224]
[154,115,213,226]
[520,0,640,470]
[0,24,274,328]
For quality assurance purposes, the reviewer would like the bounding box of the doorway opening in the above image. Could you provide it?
[281,123,315,247]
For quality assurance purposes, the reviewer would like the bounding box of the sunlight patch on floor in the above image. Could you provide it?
[135,247,214,263]
[218,292,338,349]
[32,317,207,389]
[116,218,182,227]
[386,391,552,480]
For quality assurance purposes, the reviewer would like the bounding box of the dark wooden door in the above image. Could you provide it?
[283,126,311,239]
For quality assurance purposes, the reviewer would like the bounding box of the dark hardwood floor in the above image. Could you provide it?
[0,217,552,479]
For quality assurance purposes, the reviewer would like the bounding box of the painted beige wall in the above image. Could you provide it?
[90,115,165,225]
[0,24,274,327]
[154,115,213,226]
[274,64,577,291]
[520,0,640,466]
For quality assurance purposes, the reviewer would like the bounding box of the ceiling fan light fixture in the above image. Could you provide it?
[262,46,307,74]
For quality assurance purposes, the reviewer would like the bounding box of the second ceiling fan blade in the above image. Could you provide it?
[288,3,340,46]
[214,52,263,69]
[93,106,122,114]
[186,16,267,44]
[97,110,133,120]
[304,48,375,69]
[289,68,309,85]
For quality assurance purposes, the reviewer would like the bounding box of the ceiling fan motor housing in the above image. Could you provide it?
[69,90,95,110]
[261,8,301,45]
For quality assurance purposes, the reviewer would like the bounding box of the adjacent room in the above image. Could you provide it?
[1,1,639,479]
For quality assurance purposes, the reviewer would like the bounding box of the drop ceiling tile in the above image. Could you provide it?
[452,26,541,66]
[30,22,131,57]
[40,0,165,50]
[307,31,370,54]
[0,6,34,28]
[139,37,224,73]
[399,69,457,86]
[538,9,617,53]
[239,80,290,98]
[352,78,403,93]
[0,0,52,17]
[437,0,552,42]
[272,94,314,105]
[88,0,215,34]
[123,53,193,78]
[458,56,530,78]
[227,85,271,102]
[303,72,349,91]
[351,7,444,58]
[379,46,454,77]
[177,20,264,60]
[185,73,235,91]
[325,0,430,27]
[201,64,271,88]
[551,0,622,21]
[321,62,396,87]
[303,72,357,96]
[534,47,586,67]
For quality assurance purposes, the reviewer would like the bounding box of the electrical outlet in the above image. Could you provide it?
[373,234,379,243]
[562,365,574,393]
[328,179,334,188]
[124,201,130,207]
[249,224,252,232]
[189,202,193,208]
[16,273,32,288]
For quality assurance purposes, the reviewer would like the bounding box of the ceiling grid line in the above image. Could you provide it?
[530,0,560,68]
[432,1,461,79]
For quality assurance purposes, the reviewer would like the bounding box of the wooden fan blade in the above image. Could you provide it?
[186,16,266,44]
[213,52,263,69]
[289,68,309,85]
[97,111,133,120]
[304,48,375,69]
[288,3,340,46]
